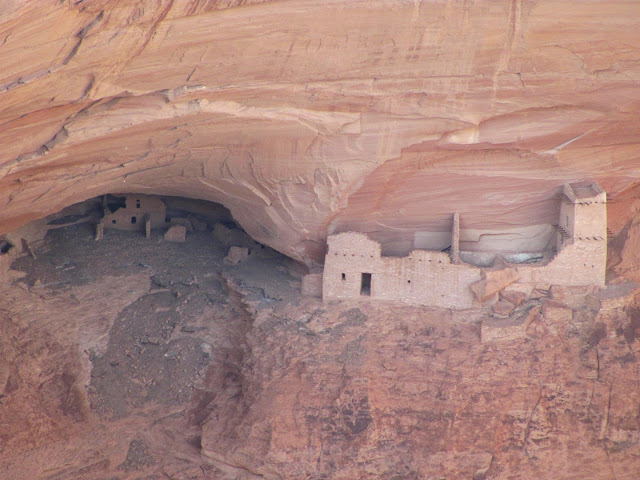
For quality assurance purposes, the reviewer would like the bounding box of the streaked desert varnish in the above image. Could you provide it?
[0,2,638,265]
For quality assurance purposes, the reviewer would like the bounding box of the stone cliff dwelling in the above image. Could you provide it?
[322,182,607,309]
[102,194,167,233]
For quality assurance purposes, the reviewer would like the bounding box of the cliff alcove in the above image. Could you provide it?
[3,1,640,478]
[2,1,640,267]
[0,195,309,479]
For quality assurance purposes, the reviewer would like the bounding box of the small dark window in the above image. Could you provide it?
[360,273,371,296]
[131,216,137,224]
[136,200,141,208]
[341,273,346,281]
[112,219,117,224]
[0,241,13,254]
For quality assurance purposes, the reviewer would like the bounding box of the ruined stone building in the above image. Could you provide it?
[517,182,607,287]
[102,195,167,232]
[322,182,607,309]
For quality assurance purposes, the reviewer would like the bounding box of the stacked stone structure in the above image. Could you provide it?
[321,182,607,308]
[103,195,167,233]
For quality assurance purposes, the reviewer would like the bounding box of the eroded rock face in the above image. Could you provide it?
[4,225,640,479]
[1,1,640,264]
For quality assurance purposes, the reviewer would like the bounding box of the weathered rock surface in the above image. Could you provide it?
[3,1,640,479]
[224,245,249,265]
[3,250,640,478]
[1,1,640,264]
[471,267,521,301]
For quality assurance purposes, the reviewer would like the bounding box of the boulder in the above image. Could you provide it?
[164,225,186,242]
[224,246,249,265]
[549,285,591,310]
[492,300,516,318]
[470,268,521,302]
[212,224,233,246]
[188,215,209,232]
[168,217,194,232]
[500,289,527,307]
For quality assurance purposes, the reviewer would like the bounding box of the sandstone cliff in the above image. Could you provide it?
[1,1,640,263]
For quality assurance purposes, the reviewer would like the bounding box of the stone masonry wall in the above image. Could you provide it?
[322,233,481,309]
[324,233,606,308]
[323,183,607,309]
[574,202,607,239]
[104,195,166,232]
[518,239,606,287]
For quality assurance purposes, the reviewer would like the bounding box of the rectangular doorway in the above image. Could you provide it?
[360,273,371,296]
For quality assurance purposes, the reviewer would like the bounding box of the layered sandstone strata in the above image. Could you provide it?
[1,1,640,264]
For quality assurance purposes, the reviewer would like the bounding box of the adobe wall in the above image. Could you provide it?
[559,201,576,236]
[322,232,384,299]
[560,183,606,240]
[324,232,606,308]
[376,251,480,308]
[517,239,606,287]
[323,183,607,309]
[322,233,481,309]
[302,273,323,297]
[573,202,607,239]
[104,195,166,231]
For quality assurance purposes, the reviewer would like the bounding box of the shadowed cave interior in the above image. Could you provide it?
[2,194,306,426]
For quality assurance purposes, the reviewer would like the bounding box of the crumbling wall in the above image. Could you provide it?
[322,233,480,309]
[324,233,606,308]
[103,195,166,232]
[323,183,607,309]
[518,239,606,287]
[302,273,323,297]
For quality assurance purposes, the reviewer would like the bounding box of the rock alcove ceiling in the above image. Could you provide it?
[1,1,640,264]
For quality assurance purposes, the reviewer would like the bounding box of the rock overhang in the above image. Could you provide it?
[1,1,640,265]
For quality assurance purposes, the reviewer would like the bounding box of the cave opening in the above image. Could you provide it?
[1,193,306,454]
[5,193,306,297]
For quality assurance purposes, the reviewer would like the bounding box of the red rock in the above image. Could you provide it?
[492,299,516,317]
[2,1,640,478]
[224,246,249,265]
[500,289,527,306]
[0,2,638,264]
[471,268,521,302]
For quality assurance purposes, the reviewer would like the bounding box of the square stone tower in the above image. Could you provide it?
[557,182,607,251]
